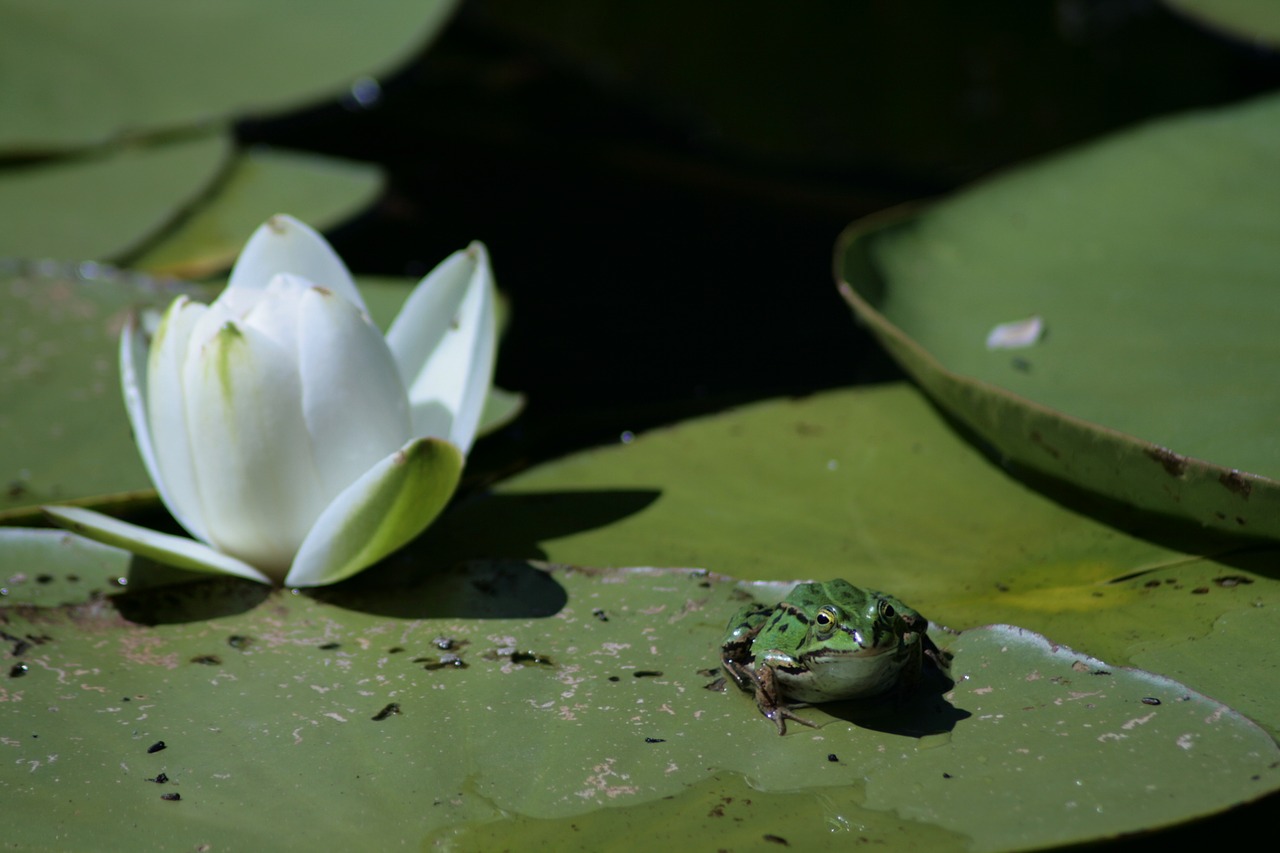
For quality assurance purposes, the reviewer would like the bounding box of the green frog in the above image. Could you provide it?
[720,579,933,734]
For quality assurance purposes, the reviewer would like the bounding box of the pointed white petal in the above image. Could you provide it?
[295,283,412,499]
[225,214,366,314]
[43,506,272,584]
[385,248,475,382]
[138,298,213,542]
[284,437,463,587]
[395,242,497,452]
[182,312,325,574]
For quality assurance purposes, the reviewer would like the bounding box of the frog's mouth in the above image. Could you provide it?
[801,644,895,664]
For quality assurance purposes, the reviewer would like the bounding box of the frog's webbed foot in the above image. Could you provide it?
[753,664,817,736]
[762,702,818,736]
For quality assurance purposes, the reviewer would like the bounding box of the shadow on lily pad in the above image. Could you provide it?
[307,558,569,619]
[306,487,662,617]
[113,565,273,626]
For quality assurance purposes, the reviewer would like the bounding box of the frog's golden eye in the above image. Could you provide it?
[814,605,839,636]
[877,600,897,622]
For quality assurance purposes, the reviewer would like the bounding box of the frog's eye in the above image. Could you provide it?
[814,605,839,636]
[877,600,897,622]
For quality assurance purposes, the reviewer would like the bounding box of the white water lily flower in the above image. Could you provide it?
[46,214,498,587]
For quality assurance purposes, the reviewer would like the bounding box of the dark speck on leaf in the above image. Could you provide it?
[633,670,663,678]
[943,772,953,779]
[190,655,222,665]
[827,754,838,763]
[1142,697,1161,706]
[160,793,181,802]
[147,772,169,784]
[372,703,401,721]
[318,642,340,650]
[1144,580,1161,588]
[1191,587,1209,595]
[592,608,609,622]
[417,654,467,671]
[484,649,555,666]
[147,741,166,754]
[12,640,30,657]
[388,646,405,654]
[1011,356,1031,372]
[227,635,252,650]
[36,574,53,584]
[1214,576,1252,588]
[9,663,29,678]
[763,835,789,846]
[645,737,666,743]
[608,676,620,682]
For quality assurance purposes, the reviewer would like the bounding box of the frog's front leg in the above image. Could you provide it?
[720,603,772,692]
[752,663,819,736]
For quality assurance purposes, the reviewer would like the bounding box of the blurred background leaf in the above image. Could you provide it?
[0,133,231,260]
[1164,0,1280,47]
[0,0,460,152]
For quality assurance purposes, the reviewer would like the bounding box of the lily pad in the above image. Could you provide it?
[420,384,1280,736]
[1165,0,1280,47]
[0,556,1274,850]
[128,148,384,279]
[0,0,461,152]
[0,133,231,261]
[835,93,1280,540]
[0,269,211,521]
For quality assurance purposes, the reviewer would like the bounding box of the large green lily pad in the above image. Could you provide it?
[836,93,1280,540]
[0,0,460,152]
[0,133,231,261]
[1,545,1275,850]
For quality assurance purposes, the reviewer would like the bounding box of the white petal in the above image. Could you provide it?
[385,248,475,382]
[225,214,366,315]
[284,437,463,587]
[43,506,272,584]
[139,298,213,543]
[295,283,411,499]
[391,242,497,452]
[182,312,325,573]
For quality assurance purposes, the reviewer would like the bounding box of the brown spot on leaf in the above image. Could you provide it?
[1218,471,1252,499]
[1144,447,1186,477]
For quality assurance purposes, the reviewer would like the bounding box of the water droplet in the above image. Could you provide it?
[345,76,382,109]
[619,430,635,444]
[826,459,838,471]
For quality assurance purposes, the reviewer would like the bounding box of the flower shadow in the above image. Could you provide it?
[314,488,662,618]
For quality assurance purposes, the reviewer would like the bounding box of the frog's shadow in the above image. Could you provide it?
[814,659,968,737]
